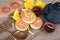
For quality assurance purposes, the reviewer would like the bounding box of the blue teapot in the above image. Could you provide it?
[43,2,60,24]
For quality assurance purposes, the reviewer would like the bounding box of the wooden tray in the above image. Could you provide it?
[0,18,42,40]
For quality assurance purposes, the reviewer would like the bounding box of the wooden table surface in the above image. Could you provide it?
[0,0,60,40]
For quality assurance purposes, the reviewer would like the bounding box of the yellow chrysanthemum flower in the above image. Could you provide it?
[12,23,15,29]
[24,0,35,9]
[35,0,46,9]
[28,28,34,35]
[12,9,21,21]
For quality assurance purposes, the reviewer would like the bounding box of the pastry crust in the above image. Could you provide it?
[30,17,43,29]
[21,9,36,24]
[15,19,29,31]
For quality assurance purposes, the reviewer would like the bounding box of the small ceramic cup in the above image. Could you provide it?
[43,22,55,33]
